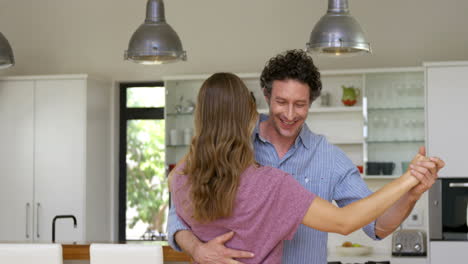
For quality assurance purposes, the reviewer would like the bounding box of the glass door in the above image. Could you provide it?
[365,71,425,178]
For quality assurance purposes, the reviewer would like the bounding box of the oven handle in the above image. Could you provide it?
[449,183,468,188]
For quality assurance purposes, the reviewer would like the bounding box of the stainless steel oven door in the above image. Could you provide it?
[430,179,468,241]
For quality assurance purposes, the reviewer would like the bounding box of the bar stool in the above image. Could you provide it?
[0,244,63,264]
[90,243,163,264]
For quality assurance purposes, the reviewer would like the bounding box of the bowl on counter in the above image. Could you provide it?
[335,245,373,256]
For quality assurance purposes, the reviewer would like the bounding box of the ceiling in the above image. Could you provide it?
[0,0,467,80]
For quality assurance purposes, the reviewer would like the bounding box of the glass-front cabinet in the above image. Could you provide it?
[364,70,425,178]
[164,78,203,167]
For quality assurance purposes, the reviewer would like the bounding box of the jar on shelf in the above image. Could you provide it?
[183,128,193,145]
[169,129,181,145]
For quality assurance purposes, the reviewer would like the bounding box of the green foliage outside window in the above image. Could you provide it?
[126,88,167,235]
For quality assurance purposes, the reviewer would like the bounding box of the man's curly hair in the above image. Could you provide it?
[260,49,322,102]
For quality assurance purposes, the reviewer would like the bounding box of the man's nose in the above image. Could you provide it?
[285,104,295,120]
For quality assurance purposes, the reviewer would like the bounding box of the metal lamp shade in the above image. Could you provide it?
[124,0,186,65]
[306,0,371,56]
[0,32,14,69]
[125,22,186,64]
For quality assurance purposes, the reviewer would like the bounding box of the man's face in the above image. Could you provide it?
[265,79,311,140]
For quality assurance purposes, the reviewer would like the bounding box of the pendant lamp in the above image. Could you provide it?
[306,0,371,56]
[0,32,14,69]
[124,0,186,65]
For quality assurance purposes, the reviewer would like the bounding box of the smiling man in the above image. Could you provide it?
[258,51,321,160]
[260,78,311,156]
[167,50,442,264]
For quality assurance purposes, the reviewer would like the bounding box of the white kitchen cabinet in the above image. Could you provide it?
[0,80,35,241]
[0,75,111,243]
[425,62,468,178]
[430,241,468,264]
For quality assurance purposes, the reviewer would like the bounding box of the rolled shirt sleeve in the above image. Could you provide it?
[331,147,380,240]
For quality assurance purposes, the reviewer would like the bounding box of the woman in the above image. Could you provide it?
[170,72,440,264]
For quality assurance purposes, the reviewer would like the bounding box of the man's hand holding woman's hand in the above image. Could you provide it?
[407,147,445,200]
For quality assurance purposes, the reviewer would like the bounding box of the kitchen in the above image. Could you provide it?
[1,0,468,263]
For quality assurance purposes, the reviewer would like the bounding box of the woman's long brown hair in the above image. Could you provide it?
[183,72,258,223]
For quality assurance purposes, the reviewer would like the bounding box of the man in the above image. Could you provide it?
[167,50,443,264]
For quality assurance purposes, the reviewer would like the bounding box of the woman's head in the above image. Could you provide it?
[194,72,258,141]
[185,72,258,223]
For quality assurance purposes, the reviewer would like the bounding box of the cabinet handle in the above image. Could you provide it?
[36,203,41,238]
[26,203,30,239]
[449,183,468,188]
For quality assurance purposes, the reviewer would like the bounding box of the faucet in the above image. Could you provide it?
[52,215,77,243]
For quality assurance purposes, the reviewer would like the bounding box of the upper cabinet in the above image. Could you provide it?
[0,75,111,243]
[364,70,425,179]
[425,62,468,178]
[163,68,426,180]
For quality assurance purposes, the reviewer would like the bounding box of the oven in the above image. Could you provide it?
[327,260,390,264]
[429,178,468,241]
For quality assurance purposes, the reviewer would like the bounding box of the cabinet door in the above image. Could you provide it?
[430,241,468,263]
[0,80,34,241]
[33,79,85,242]
[426,65,468,177]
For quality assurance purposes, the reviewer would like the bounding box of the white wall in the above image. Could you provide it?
[1,0,468,81]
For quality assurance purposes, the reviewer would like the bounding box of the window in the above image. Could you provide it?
[119,82,168,241]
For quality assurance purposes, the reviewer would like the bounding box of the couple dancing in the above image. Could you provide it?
[168,50,444,264]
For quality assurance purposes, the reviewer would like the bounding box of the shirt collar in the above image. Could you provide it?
[253,114,268,143]
[297,121,311,150]
[254,113,311,150]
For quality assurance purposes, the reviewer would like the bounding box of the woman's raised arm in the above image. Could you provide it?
[301,154,435,235]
